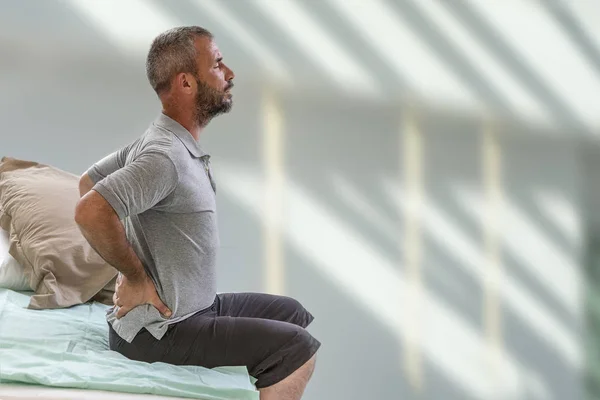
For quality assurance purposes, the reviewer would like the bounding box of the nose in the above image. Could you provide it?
[224,64,235,82]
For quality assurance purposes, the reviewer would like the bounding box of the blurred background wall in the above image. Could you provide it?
[2,0,600,399]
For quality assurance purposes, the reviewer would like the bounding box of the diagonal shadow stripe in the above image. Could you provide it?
[383,0,511,114]
[300,0,407,96]
[249,0,380,96]
[538,0,600,82]
[441,0,590,133]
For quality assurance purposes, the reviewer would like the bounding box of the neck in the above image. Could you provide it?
[161,105,210,141]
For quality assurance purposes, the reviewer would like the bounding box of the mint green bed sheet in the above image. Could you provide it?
[0,288,259,399]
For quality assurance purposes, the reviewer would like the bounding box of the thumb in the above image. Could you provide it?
[116,305,130,319]
[151,295,172,318]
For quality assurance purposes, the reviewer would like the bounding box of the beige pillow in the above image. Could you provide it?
[0,157,117,309]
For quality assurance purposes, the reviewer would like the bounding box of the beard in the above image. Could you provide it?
[193,77,233,125]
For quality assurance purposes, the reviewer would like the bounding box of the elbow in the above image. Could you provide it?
[74,191,117,229]
[78,173,94,198]
[78,180,86,199]
[74,196,93,228]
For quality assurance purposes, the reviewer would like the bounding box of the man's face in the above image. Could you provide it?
[192,37,235,122]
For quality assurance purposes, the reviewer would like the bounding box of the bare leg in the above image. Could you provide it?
[259,355,317,400]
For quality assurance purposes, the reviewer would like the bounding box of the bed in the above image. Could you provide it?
[0,288,259,400]
[0,158,260,399]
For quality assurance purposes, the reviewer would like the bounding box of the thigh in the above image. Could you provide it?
[109,307,322,389]
[217,292,314,328]
[166,312,320,388]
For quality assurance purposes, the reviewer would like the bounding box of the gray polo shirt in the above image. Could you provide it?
[87,113,218,343]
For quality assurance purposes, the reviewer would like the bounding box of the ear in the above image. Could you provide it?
[182,74,192,89]
[174,73,193,93]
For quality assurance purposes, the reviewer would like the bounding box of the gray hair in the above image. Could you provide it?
[146,26,213,95]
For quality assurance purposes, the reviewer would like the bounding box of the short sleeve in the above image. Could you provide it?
[92,151,178,220]
[87,145,131,184]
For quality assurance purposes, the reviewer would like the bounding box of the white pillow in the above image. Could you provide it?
[0,228,31,291]
[0,228,8,260]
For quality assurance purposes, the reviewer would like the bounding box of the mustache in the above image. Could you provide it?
[225,82,234,91]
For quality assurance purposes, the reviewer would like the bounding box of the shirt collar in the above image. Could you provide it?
[153,113,209,159]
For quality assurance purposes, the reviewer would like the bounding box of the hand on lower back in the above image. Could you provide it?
[113,273,172,319]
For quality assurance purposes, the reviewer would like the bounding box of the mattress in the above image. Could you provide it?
[0,289,259,399]
[0,383,193,399]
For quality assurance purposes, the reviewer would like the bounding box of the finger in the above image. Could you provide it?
[151,296,172,317]
[116,305,131,319]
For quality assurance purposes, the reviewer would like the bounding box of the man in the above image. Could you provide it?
[74,26,320,400]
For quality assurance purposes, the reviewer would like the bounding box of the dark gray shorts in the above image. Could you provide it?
[108,292,321,388]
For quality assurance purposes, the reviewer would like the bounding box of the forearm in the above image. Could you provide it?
[75,196,146,282]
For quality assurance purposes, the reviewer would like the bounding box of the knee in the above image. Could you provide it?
[295,327,320,364]
[305,352,317,370]
[252,324,320,390]
[306,353,317,377]
[280,328,320,382]
[280,296,314,328]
